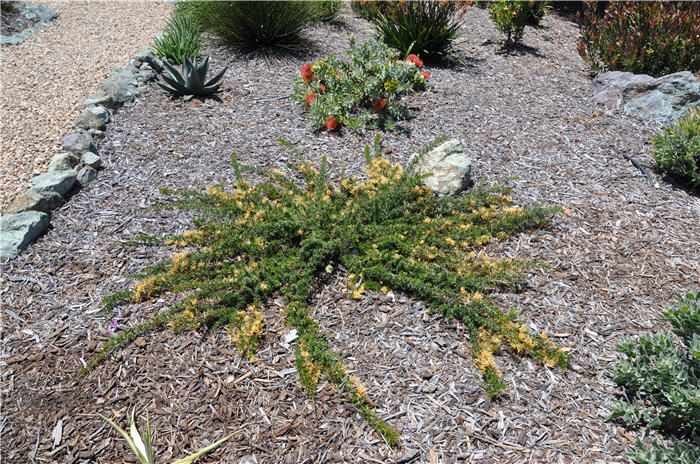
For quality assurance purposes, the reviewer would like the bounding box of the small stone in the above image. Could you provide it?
[29,170,77,197]
[131,48,163,73]
[60,132,98,155]
[76,166,98,186]
[87,105,111,123]
[0,211,50,259]
[416,367,434,379]
[80,151,102,169]
[74,109,106,131]
[134,337,147,348]
[239,455,258,464]
[408,139,472,196]
[5,190,64,214]
[47,152,80,172]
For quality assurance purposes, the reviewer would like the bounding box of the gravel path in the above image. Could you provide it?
[0,0,171,210]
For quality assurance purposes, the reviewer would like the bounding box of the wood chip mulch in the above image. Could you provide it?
[2,6,699,464]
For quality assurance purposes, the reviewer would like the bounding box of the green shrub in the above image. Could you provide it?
[610,289,700,464]
[1,1,18,14]
[578,1,700,77]
[190,1,319,51]
[314,0,343,23]
[152,13,202,65]
[653,109,700,193]
[89,136,568,442]
[372,0,465,63]
[292,38,429,132]
[489,0,549,45]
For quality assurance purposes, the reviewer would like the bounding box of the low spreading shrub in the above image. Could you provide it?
[152,13,202,64]
[489,1,550,45]
[89,136,568,444]
[372,0,465,62]
[609,289,700,464]
[292,38,429,132]
[187,1,319,51]
[578,1,700,77]
[653,109,700,193]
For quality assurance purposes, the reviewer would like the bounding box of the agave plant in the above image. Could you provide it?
[99,408,240,464]
[157,55,227,101]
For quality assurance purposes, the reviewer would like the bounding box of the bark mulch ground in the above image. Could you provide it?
[2,6,699,464]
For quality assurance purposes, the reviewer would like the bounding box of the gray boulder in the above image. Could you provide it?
[131,48,164,73]
[5,190,64,214]
[29,170,77,197]
[76,166,98,186]
[99,68,140,107]
[47,152,80,172]
[82,91,113,109]
[408,139,472,196]
[87,105,111,123]
[0,211,50,260]
[593,71,700,124]
[60,132,98,155]
[74,109,107,131]
[80,151,102,169]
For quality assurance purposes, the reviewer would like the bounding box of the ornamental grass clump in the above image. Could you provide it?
[371,0,466,63]
[652,109,700,193]
[152,13,202,65]
[90,136,568,444]
[188,1,319,51]
[578,1,700,77]
[609,289,700,464]
[292,38,428,132]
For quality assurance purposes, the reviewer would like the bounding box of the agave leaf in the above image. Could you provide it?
[170,429,242,464]
[98,413,150,464]
[203,66,228,88]
[160,73,187,92]
[183,54,193,80]
[187,63,204,91]
[144,411,155,464]
[130,408,151,464]
[162,60,185,86]
[156,81,184,96]
[198,84,223,96]
[196,56,209,85]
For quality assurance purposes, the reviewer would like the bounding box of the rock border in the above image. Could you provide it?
[0,49,164,260]
[1,1,58,46]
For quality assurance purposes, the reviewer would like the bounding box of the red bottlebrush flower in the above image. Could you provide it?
[421,71,431,79]
[406,54,423,67]
[325,116,339,131]
[301,63,313,83]
[319,83,326,92]
[371,98,387,111]
[305,91,317,105]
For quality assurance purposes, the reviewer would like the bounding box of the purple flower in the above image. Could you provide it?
[106,320,118,337]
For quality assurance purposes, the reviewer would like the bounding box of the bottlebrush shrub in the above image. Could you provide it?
[372,0,466,62]
[609,289,700,464]
[653,109,700,193]
[88,136,568,447]
[578,1,700,77]
[489,0,548,45]
[292,38,428,132]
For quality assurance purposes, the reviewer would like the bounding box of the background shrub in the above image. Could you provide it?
[578,1,700,77]
[609,289,700,464]
[489,1,549,45]
[653,109,700,193]
[314,0,344,23]
[369,0,465,63]
[350,0,397,21]
[189,1,319,51]
[292,38,428,132]
[152,13,202,64]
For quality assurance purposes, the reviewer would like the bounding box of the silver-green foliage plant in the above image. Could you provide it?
[653,109,700,194]
[152,14,202,65]
[99,408,240,464]
[609,289,700,464]
[157,55,227,101]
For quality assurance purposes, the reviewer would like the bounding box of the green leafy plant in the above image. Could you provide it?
[87,137,568,443]
[350,0,393,21]
[99,408,240,464]
[372,0,465,63]
[152,13,202,65]
[653,109,700,193]
[292,38,429,132]
[156,55,227,101]
[578,1,700,77]
[609,289,700,464]
[489,0,548,45]
[186,1,319,51]
[314,0,343,23]
[1,1,18,13]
